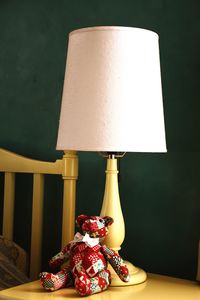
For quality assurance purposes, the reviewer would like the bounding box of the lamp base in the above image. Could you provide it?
[100,156,147,286]
[109,261,147,286]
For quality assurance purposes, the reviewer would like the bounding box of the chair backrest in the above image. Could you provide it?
[0,148,78,279]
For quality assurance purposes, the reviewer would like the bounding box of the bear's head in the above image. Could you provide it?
[76,215,113,238]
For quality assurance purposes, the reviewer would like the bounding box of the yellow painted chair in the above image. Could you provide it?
[0,148,78,280]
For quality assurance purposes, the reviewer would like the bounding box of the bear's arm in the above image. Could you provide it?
[49,242,71,269]
[101,245,130,282]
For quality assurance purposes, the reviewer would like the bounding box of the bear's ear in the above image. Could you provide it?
[103,216,114,226]
[76,215,89,227]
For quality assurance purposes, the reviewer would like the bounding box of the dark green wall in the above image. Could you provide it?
[0,0,200,280]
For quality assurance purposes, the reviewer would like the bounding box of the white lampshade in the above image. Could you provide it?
[57,26,167,152]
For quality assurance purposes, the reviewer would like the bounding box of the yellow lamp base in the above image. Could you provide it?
[109,261,147,286]
[100,156,147,286]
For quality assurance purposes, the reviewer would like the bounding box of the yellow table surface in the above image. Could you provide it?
[0,273,199,300]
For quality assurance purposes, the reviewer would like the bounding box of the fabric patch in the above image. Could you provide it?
[78,243,87,253]
[73,260,83,275]
[99,270,110,285]
[90,277,101,294]
[92,244,101,252]
[86,259,105,277]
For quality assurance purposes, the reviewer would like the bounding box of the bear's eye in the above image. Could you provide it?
[99,219,103,223]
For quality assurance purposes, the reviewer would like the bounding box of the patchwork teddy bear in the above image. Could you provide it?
[40,215,130,296]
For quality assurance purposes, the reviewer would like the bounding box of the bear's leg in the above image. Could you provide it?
[75,270,111,296]
[40,267,73,291]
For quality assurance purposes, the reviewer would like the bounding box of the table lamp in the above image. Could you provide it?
[56,26,167,286]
